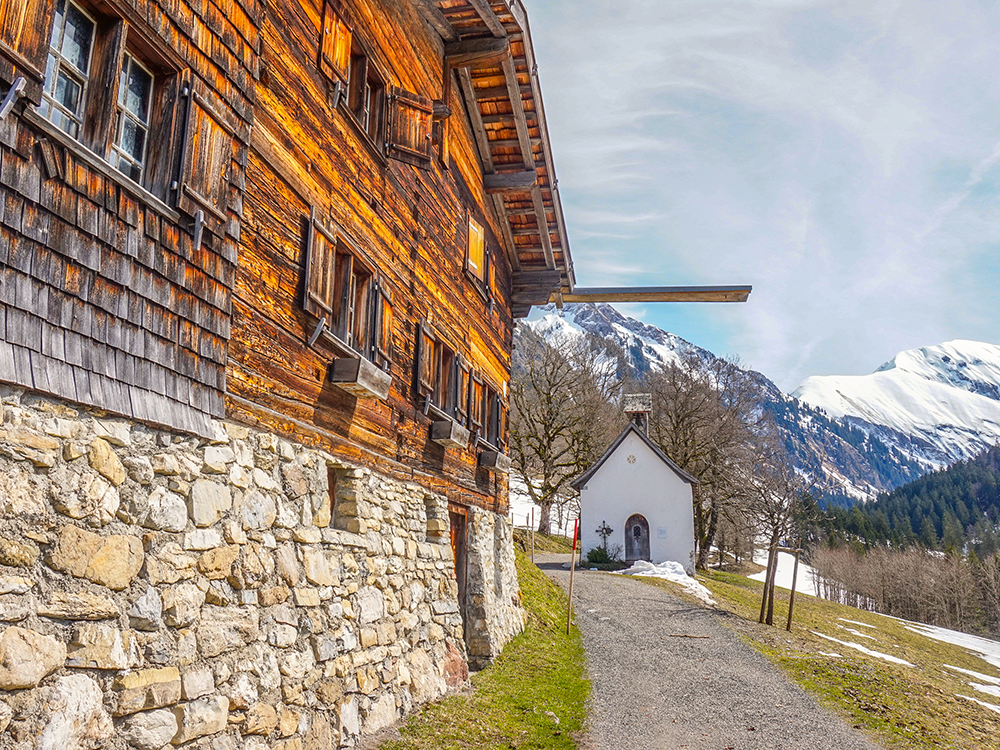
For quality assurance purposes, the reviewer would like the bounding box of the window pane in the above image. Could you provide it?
[112,54,154,183]
[125,62,152,121]
[61,3,93,74]
[113,153,142,182]
[53,70,81,113]
[119,116,146,161]
[41,0,93,138]
[49,0,65,47]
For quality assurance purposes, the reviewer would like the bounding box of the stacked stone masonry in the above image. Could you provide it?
[0,385,524,749]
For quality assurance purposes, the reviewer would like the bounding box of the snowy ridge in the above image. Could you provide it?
[794,341,1000,468]
[521,304,933,502]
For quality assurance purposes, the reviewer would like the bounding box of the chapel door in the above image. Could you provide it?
[625,514,650,562]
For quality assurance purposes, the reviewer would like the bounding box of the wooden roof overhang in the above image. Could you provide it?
[421,0,575,317]
[418,1,753,316]
[563,286,753,304]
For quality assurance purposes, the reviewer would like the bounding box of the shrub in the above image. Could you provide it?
[586,547,612,564]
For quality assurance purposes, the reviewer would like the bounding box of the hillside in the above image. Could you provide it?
[524,304,925,503]
[828,444,1000,551]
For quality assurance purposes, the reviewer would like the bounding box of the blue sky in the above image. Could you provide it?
[525,0,1000,391]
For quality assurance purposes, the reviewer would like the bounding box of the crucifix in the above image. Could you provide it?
[596,521,613,552]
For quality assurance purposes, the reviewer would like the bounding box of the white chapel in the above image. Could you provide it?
[571,395,698,573]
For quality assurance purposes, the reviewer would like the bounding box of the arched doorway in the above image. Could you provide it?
[625,514,650,562]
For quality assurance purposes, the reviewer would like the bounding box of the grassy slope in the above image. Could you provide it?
[513,529,576,554]
[381,548,589,750]
[637,572,1000,750]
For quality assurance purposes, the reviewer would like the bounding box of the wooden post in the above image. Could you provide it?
[766,546,778,626]
[786,548,801,632]
[530,508,535,565]
[566,518,578,635]
[758,544,776,624]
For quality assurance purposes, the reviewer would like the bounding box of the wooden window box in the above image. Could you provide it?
[329,356,391,400]
[430,419,470,449]
[479,450,511,475]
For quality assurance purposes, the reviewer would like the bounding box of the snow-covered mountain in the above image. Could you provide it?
[793,341,1000,469]
[523,304,928,503]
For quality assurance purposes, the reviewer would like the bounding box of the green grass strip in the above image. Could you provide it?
[381,548,590,750]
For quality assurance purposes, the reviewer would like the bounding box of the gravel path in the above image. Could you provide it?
[537,554,884,750]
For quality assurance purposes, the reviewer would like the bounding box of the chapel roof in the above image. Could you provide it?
[570,423,699,490]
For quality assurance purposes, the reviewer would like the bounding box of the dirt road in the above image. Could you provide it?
[538,556,883,750]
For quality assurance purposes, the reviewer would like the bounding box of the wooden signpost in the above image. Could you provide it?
[530,508,535,564]
[567,517,579,635]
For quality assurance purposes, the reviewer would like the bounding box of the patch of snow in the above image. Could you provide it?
[944,664,1000,686]
[819,652,843,658]
[904,623,1000,673]
[617,560,716,605]
[838,618,877,629]
[507,476,577,538]
[838,625,877,641]
[971,683,1000,699]
[810,631,915,666]
[749,551,818,596]
[957,694,1000,715]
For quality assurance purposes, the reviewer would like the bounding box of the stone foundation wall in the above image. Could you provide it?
[463,509,524,669]
[0,385,523,750]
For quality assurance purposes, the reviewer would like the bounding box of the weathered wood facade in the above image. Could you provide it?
[228,0,574,515]
[0,0,573,509]
[0,0,257,436]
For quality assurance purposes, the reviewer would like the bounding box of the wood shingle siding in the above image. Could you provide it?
[0,0,258,436]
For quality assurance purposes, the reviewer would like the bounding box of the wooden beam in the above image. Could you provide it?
[512,269,562,289]
[473,83,531,100]
[457,68,495,173]
[445,36,509,68]
[512,267,563,304]
[467,0,507,38]
[484,170,537,194]
[413,0,457,41]
[492,194,520,271]
[501,54,535,169]
[489,137,542,149]
[530,187,555,270]
[558,286,753,303]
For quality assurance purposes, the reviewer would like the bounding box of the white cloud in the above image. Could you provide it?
[528,0,1000,390]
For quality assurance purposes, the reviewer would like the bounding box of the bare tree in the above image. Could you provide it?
[645,352,766,568]
[509,327,623,534]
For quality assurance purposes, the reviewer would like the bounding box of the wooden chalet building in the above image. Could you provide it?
[0,0,573,743]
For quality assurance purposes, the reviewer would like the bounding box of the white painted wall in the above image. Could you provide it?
[578,431,696,573]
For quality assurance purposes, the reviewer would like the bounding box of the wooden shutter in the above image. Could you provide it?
[456,358,470,425]
[387,86,432,166]
[335,251,353,341]
[375,281,393,367]
[488,391,502,446]
[467,217,485,281]
[177,86,235,236]
[0,0,55,104]
[303,206,337,319]
[484,246,493,298]
[416,322,436,395]
[448,354,460,418]
[319,1,351,83]
[469,374,484,429]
